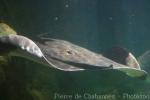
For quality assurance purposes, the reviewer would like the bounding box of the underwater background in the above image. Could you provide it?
[0,0,150,100]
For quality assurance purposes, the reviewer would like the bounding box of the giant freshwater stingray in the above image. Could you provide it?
[0,23,147,79]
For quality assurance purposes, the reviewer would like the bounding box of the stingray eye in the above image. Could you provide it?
[66,50,73,55]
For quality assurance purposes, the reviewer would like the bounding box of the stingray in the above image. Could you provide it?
[0,33,147,79]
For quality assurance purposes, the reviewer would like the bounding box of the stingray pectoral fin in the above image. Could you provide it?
[0,34,44,59]
[43,54,113,71]
[102,46,148,78]
[56,58,113,70]
[114,67,147,78]
[103,46,141,69]
[42,56,85,71]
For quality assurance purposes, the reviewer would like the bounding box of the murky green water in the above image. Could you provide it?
[0,0,150,100]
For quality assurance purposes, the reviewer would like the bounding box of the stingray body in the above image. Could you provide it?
[0,23,147,78]
[0,34,147,78]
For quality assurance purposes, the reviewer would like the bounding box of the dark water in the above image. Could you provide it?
[0,0,150,100]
